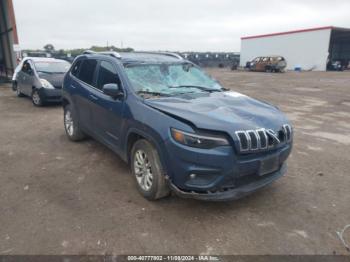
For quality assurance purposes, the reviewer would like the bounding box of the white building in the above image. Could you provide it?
[240,26,350,71]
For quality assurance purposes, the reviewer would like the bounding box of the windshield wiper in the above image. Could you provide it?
[137,90,170,97]
[37,70,53,74]
[37,70,66,74]
[168,85,222,92]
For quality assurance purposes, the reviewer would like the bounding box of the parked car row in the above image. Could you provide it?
[12,51,293,201]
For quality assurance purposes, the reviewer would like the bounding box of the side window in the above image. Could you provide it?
[78,59,98,86]
[21,62,27,72]
[71,60,82,77]
[96,61,120,90]
[22,61,32,73]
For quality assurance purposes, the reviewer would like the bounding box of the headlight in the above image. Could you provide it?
[40,79,54,89]
[171,128,229,149]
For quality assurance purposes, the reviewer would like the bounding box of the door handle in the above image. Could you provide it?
[89,94,98,101]
[71,85,77,89]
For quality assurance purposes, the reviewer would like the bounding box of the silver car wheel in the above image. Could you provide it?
[134,149,153,191]
[32,91,41,105]
[64,110,74,136]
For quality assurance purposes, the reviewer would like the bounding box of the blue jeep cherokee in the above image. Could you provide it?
[62,51,293,201]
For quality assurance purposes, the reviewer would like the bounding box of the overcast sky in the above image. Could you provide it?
[13,0,350,52]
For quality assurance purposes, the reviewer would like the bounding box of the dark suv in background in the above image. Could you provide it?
[62,51,293,201]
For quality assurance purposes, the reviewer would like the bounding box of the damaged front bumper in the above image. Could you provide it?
[169,163,287,201]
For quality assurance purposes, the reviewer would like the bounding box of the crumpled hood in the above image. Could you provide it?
[144,91,289,132]
[37,72,65,88]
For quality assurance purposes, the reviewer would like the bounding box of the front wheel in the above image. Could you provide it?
[131,139,170,200]
[16,84,24,97]
[32,89,44,106]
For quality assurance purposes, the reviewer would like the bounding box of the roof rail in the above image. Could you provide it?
[82,50,121,59]
[135,51,183,60]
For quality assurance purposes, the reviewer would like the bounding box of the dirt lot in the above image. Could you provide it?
[0,70,349,255]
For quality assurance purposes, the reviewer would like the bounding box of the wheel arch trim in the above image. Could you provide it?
[125,128,168,175]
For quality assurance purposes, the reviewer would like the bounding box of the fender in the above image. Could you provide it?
[125,127,170,176]
[62,90,74,106]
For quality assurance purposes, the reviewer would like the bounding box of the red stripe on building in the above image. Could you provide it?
[6,0,19,44]
[241,26,333,40]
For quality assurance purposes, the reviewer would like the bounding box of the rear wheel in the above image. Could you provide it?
[12,81,17,91]
[32,89,44,106]
[16,85,24,97]
[131,139,170,200]
[63,104,86,141]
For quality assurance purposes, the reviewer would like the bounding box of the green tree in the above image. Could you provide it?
[43,44,55,53]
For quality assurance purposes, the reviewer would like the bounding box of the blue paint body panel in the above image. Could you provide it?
[62,53,293,200]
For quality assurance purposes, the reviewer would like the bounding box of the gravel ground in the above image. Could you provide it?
[0,70,349,255]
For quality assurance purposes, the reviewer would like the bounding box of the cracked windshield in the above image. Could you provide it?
[124,63,223,97]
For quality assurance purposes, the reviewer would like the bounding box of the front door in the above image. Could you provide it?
[90,60,125,152]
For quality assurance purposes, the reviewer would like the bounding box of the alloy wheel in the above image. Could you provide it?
[134,149,153,191]
[32,91,41,105]
[64,110,74,136]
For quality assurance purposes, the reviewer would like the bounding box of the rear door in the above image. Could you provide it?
[89,60,125,152]
[18,61,34,95]
[72,59,98,132]
[261,57,269,71]
[16,63,26,91]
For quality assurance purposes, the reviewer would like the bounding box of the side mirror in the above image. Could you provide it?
[102,83,123,99]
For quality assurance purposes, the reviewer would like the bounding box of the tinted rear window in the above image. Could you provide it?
[34,61,70,73]
[71,60,82,77]
[78,59,97,86]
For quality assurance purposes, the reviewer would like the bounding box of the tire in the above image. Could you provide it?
[131,139,170,200]
[16,85,24,97]
[63,104,86,141]
[12,81,17,91]
[32,89,44,106]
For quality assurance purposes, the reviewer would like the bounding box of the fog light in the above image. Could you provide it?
[190,174,197,179]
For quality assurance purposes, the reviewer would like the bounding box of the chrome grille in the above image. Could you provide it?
[235,124,292,153]
[283,124,292,141]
